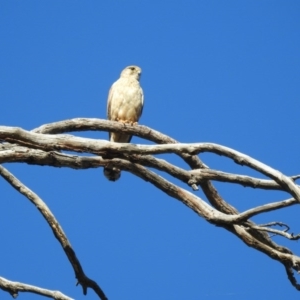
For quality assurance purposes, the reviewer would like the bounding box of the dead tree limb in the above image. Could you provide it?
[1,118,300,297]
[0,165,108,300]
[0,276,74,300]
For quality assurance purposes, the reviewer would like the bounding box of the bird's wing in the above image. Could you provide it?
[139,87,144,118]
[107,83,115,120]
[107,82,117,140]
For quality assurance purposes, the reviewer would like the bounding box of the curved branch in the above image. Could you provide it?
[0,276,73,300]
[2,120,300,292]
[2,145,295,193]
[190,169,295,190]
[0,166,108,300]
[236,198,298,221]
[247,225,300,240]
[0,127,296,239]
[1,148,297,221]
[33,118,207,190]
[85,157,300,274]
[1,125,299,199]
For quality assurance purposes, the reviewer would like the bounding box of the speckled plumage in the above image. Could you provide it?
[104,65,144,181]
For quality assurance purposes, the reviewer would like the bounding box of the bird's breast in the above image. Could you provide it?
[110,80,143,123]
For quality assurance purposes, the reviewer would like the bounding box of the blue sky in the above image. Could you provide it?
[1,2,300,299]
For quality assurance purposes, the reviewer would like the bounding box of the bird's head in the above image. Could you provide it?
[120,65,142,80]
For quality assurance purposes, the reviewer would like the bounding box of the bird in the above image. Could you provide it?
[104,65,144,181]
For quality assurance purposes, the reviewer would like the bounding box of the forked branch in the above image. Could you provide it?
[1,118,300,298]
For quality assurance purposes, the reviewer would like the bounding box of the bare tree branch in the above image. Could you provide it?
[0,147,297,221]
[1,125,300,197]
[0,276,74,300]
[248,225,300,240]
[0,166,108,300]
[259,221,290,229]
[190,169,300,190]
[236,198,298,221]
[2,118,300,294]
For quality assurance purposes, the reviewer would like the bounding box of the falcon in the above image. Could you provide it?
[104,65,144,181]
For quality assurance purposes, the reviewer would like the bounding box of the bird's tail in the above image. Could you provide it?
[103,167,121,181]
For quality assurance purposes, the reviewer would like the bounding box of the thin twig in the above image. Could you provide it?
[247,225,300,240]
